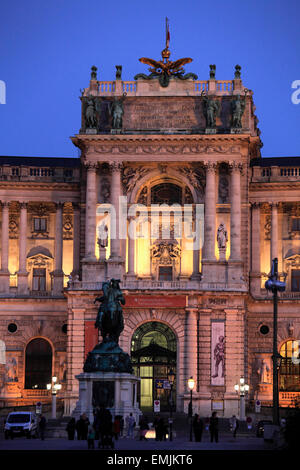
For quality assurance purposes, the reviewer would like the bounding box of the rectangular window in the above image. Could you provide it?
[291,269,300,292]
[292,218,300,231]
[33,217,47,232]
[32,268,46,291]
[158,266,173,281]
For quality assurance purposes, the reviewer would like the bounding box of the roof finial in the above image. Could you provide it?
[162,17,171,63]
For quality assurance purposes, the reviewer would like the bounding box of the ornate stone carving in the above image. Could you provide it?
[122,166,150,193]
[92,144,241,155]
[179,166,205,197]
[217,223,228,249]
[151,238,181,280]
[231,93,246,129]
[63,214,73,240]
[9,214,19,239]
[30,203,49,217]
[85,96,99,129]
[202,93,220,129]
[108,95,126,129]
[137,187,148,205]
[264,214,271,240]
[100,177,111,203]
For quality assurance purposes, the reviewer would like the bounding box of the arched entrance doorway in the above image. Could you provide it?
[131,322,176,412]
[25,338,52,389]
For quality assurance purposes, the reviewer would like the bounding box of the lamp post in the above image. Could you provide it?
[168,368,175,441]
[47,376,62,419]
[187,376,195,441]
[265,257,286,425]
[234,377,249,421]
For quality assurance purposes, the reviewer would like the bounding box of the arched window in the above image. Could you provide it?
[151,183,182,205]
[279,340,300,391]
[25,338,52,389]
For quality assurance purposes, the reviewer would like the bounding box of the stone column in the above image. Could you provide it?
[84,163,97,262]
[65,307,85,416]
[17,202,29,294]
[71,203,80,276]
[230,162,242,261]
[109,162,122,260]
[271,202,279,266]
[250,202,261,293]
[52,202,64,295]
[184,308,198,393]
[0,202,10,292]
[127,215,136,278]
[202,162,216,261]
[191,207,200,279]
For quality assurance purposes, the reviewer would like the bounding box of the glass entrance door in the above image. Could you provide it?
[131,322,177,412]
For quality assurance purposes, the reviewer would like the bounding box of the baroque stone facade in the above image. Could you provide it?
[0,56,299,417]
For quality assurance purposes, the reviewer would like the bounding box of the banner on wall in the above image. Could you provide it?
[85,321,99,359]
[211,321,225,386]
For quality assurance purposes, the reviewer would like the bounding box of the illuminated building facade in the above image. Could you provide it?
[0,51,299,417]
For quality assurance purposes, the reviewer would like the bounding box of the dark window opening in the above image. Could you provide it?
[158,266,173,281]
[32,268,46,291]
[291,270,300,292]
[25,338,52,389]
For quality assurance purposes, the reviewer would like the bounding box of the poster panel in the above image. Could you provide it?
[211,321,225,386]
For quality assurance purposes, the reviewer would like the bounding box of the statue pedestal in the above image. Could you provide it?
[73,372,141,424]
[218,247,226,262]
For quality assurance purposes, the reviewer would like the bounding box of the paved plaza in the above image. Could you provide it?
[0,433,269,451]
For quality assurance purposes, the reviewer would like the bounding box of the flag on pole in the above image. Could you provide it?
[166,17,170,49]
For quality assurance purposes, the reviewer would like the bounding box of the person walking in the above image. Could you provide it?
[126,413,135,438]
[38,414,47,441]
[76,415,83,440]
[230,415,239,438]
[119,416,124,438]
[66,417,76,440]
[87,423,95,449]
[193,414,204,442]
[209,411,219,443]
[139,415,149,441]
[81,413,90,440]
[113,415,121,440]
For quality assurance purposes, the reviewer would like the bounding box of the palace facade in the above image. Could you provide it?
[0,52,299,418]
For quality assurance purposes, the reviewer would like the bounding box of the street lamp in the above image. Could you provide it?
[168,368,175,441]
[234,377,249,421]
[187,376,195,441]
[47,376,62,419]
[265,257,286,425]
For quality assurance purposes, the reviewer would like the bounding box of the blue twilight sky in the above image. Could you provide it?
[0,0,299,159]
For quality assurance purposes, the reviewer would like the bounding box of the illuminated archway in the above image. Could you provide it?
[131,322,177,412]
[279,340,300,392]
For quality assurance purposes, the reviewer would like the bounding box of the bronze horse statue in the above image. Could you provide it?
[94,279,125,344]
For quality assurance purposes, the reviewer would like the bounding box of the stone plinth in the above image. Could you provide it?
[73,371,141,424]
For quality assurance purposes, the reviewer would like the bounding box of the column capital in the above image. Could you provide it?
[250,201,261,209]
[54,201,64,210]
[84,161,98,171]
[19,202,28,210]
[109,161,123,173]
[203,161,217,172]
[229,161,244,173]
[0,201,10,209]
[270,201,279,209]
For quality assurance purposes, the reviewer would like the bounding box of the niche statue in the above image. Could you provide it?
[109,94,126,129]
